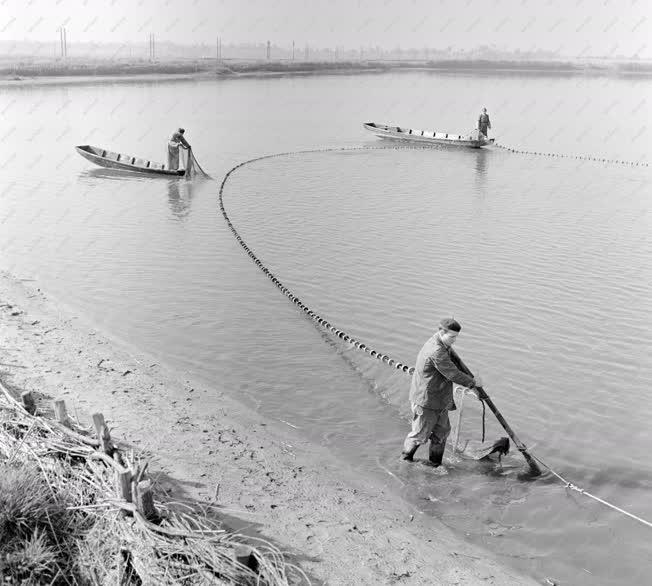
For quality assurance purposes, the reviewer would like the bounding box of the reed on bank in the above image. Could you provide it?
[0,379,308,585]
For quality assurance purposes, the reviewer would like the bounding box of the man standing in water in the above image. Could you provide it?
[167,128,191,171]
[478,108,491,137]
[402,318,484,467]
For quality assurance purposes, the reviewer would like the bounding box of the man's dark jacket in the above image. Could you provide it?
[409,333,476,411]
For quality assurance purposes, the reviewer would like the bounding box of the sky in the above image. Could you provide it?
[0,0,650,58]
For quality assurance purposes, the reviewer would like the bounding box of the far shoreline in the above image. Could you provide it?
[2,57,652,88]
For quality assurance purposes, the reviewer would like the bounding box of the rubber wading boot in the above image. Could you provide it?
[428,442,446,467]
[401,445,418,461]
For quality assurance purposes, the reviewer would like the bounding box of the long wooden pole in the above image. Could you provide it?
[455,354,541,476]
[477,391,541,475]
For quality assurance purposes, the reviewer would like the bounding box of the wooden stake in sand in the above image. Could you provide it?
[135,479,158,521]
[92,412,113,455]
[117,469,133,503]
[54,399,70,427]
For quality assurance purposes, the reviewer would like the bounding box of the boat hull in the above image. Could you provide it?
[75,145,185,176]
[363,122,494,148]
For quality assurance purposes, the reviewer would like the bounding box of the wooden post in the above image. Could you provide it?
[21,391,36,414]
[53,399,70,427]
[101,426,113,455]
[117,469,133,514]
[135,479,158,521]
[92,412,105,438]
[92,412,113,455]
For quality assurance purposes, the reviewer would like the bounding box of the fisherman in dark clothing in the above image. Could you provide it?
[478,108,491,137]
[402,318,484,467]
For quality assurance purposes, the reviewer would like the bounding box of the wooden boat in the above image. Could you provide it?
[363,122,494,148]
[75,145,185,176]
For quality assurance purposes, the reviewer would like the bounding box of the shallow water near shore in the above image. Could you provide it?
[1,70,651,584]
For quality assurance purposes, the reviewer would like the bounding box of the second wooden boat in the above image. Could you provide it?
[363,122,494,148]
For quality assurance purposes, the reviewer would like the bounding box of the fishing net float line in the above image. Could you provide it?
[217,144,651,529]
[494,142,649,166]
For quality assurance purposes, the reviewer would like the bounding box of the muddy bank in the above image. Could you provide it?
[0,269,539,585]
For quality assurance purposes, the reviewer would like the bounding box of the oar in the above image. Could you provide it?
[455,354,541,476]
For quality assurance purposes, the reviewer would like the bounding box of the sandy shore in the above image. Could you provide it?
[0,269,539,585]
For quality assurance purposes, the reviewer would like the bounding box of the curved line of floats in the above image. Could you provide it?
[218,145,419,377]
[494,142,649,167]
[218,141,647,380]
[217,142,652,529]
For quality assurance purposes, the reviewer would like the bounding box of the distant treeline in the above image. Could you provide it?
[0,61,206,77]
[423,59,652,74]
[2,57,652,79]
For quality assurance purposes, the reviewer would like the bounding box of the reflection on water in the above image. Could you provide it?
[78,167,166,183]
[77,167,203,222]
[472,148,489,198]
[474,148,488,178]
[166,178,195,220]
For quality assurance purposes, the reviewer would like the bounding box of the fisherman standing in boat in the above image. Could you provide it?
[401,318,484,467]
[167,128,191,171]
[478,108,491,137]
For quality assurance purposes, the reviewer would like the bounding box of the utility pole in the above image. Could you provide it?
[304,44,309,61]
[58,27,68,58]
[292,40,295,60]
[148,33,156,61]
[266,40,270,60]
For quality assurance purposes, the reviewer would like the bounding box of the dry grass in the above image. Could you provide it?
[0,382,309,585]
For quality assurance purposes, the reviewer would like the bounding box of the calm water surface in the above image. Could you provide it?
[1,71,651,585]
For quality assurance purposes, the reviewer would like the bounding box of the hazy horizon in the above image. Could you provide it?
[0,0,650,59]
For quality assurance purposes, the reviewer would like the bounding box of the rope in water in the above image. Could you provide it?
[529,454,652,529]
[494,142,649,167]
[218,144,652,530]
